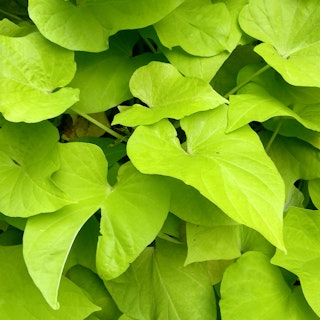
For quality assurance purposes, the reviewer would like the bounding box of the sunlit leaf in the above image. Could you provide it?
[139,27,229,82]
[105,239,216,319]
[0,245,99,319]
[128,106,285,249]
[23,142,109,309]
[239,0,320,86]
[154,0,239,56]
[220,251,319,319]
[24,144,169,308]
[0,32,78,122]
[0,122,70,217]
[28,0,184,52]
[97,162,169,280]
[113,61,227,126]
[168,177,235,227]
[227,66,320,132]
[272,207,320,316]
[70,31,155,113]
[186,223,274,264]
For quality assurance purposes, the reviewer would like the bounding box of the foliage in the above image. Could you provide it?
[1,0,320,319]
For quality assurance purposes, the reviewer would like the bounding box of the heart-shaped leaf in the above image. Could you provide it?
[139,27,230,82]
[127,106,285,250]
[0,121,70,217]
[23,143,169,308]
[0,32,78,122]
[28,0,184,52]
[239,0,320,86]
[23,142,110,309]
[0,246,100,319]
[97,162,169,280]
[272,207,320,316]
[105,239,216,319]
[113,62,227,126]
[154,0,239,57]
[220,251,319,319]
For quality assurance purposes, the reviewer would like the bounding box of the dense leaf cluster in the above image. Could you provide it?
[1,0,320,319]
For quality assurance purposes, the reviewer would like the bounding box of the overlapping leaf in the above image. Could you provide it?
[28,0,184,52]
[0,122,70,217]
[154,0,239,57]
[23,142,109,309]
[139,27,230,82]
[239,0,320,87]
[260,131,320,195]
[113,62,227,126]
[96,163,169,280]
[67,265,121,320]
[227,66,320,132]
[23,143,169,308]
[168,177,236,227]
[0,245,99,319]
[128,106,285,249]
[105,239,216,319]
[220,251,319,319]
[186,224,275,264]
[70,31,155,113]
[272,207,320,316]
[0,32,78,122]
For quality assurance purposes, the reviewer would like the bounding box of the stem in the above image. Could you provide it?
[224,64,271,99]
[143,37,157,54]
[0,9,23,21]
[265,120,283,153]
[71,108,127,141]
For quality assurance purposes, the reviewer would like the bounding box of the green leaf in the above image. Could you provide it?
[211,45,262,96]
[0,32,79,122]
[0,245,100,319]
[23,142,109,309]
[97,162,170,280]
[220,251,319,319]
[154,0,239,57]
[239,0,320,86]
[105,239,216,319]
[263,117,320,150]
[186,224,275,264]
[67,265,121,320]
[186,223,242,262]
[227,66,320,132]
[69,137,126,167]
[70,41,155,113]
[139,27,230,82]
[272,207,320,316]
[64,216,100,274]
[0,18,21,35]
[260,131,320,196]
[113,61,227,126]
[128,106,285,250]
[28,0,184,52]
[0,19,35,37]
[24,143,169,308]
[168,177,236,227]
[0,121,70,217]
